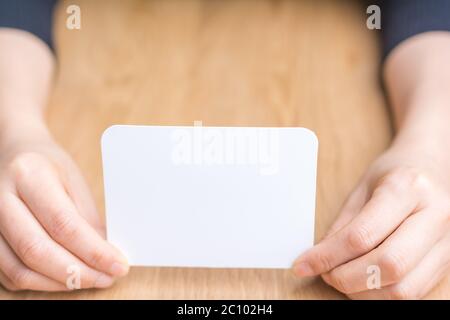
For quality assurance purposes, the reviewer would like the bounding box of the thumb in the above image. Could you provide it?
[322,181,369,240]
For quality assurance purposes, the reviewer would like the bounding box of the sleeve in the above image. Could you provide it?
[380,0,450,58]
[0,0,57,50]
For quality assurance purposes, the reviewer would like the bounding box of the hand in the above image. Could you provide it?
[293,144,450,299]
[0,125,129,292]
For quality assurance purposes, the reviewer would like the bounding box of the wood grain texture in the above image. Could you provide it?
[1,0,449,299]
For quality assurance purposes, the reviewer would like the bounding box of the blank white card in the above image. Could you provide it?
[102,125,318,269]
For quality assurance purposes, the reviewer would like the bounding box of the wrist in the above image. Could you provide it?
[390,124,450,181]
[0,109,52,151]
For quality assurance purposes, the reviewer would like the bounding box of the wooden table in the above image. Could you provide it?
[2,0,449,299]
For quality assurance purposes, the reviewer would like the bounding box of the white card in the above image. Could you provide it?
[102,125,318,269]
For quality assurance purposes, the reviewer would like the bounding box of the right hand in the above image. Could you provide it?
[0,121,129,292]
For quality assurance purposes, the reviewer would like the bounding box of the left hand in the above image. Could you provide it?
[292,144,450,299]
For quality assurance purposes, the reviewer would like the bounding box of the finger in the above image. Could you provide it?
[322,208,446,293]
[322,182,369,239]
[0,192,114,289]
[0,233,68,292]
[348,232,450,299]
[0,270,18,292]
[15,158,129,277]
[294,173,419,277]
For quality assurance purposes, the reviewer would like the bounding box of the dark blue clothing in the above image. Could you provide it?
[0,0,56,49]
[0,0,449,57]
[380,0,450,56]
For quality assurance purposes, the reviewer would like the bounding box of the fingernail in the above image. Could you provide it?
[293,261,314,277]
[94,273,114,288]
[110,262,129,277]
